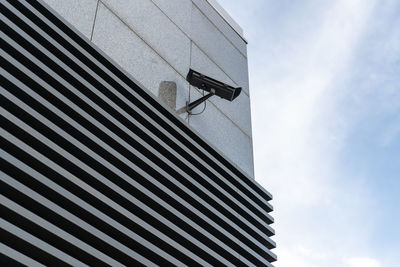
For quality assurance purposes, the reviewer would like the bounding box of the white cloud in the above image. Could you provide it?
[252,0,378,216]
[345,257,382,267]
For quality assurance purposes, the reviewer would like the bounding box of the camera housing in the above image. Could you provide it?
[186,69,242,101]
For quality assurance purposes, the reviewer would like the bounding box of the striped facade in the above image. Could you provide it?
[0,0,276,266]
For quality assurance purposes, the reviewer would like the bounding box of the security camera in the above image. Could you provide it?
[184,69,242,113]
[187,69,241,101]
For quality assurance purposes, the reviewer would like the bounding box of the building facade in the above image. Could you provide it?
[1,0,276,265]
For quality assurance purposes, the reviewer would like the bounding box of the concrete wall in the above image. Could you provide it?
[42,0,254,178]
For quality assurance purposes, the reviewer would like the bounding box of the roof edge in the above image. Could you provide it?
[205,0,247,43]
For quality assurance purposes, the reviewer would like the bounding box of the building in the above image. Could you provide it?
[1,0,276,265]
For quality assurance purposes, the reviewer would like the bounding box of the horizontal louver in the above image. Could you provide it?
[0,0,276,266]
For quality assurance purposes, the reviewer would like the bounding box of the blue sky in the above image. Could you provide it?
[217,0,399,266]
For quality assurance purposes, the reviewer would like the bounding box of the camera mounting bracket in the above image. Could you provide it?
[186,88,215,113]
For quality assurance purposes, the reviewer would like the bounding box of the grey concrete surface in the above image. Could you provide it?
[151,0,192,35]
[192,0,247,56]
[189,89,254,178]
[190,43,252,136]
[191,4,250,94]
[101,0,191,77]
[42,0,98,39]
[91,3,190,121]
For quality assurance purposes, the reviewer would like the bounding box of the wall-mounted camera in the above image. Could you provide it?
[185,69,242,113]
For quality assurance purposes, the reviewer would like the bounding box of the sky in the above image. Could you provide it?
[217,0,400,266]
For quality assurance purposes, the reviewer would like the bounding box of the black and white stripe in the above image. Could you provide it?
[1,0,276,265]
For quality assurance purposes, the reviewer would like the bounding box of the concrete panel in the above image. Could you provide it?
[191,4,249,94]
[92,3,189,121]
[151,0,192,36]
[191,43,252,136]
[192,0,247,56]
[189,89,254,178]
[42,0,98,39]
[101,0,191,77]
